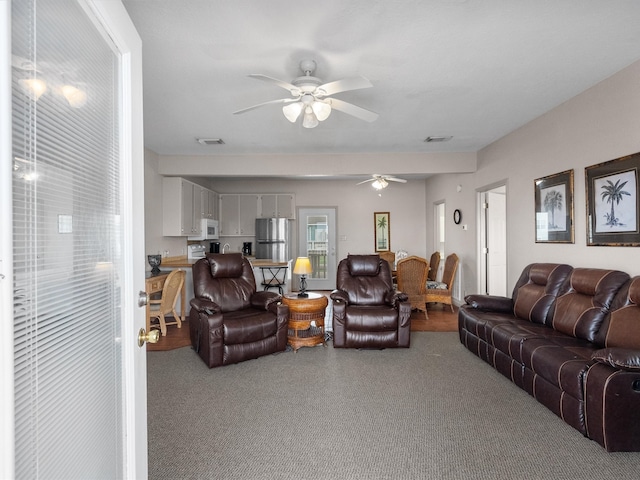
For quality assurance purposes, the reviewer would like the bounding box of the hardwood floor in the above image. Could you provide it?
[147,301,458,352]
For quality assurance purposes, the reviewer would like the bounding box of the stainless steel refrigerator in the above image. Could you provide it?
[255,218,291,262]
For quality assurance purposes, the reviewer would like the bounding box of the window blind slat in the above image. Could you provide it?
[12,1,124,478]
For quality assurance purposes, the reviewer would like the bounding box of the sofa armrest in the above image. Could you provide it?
[592,348,640,372]
[386,290,409,308]
[464,294,513,313]
[189,297,220,314]
[330,289,349,304]
[251,290,282,310]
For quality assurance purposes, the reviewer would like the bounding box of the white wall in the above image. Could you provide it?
[144,149,191,263]
[209,177,427,261]
[425,59,640,299]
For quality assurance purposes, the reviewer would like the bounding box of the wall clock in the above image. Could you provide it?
[453,209,462,225]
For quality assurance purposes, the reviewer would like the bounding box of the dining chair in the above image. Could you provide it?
[426,253,459,313]
[428,251,441,281]
[396,255,430,319]
[148,269,185,336]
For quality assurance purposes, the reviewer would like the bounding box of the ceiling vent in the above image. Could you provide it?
[196,138,225,145]
[424,136,453,143]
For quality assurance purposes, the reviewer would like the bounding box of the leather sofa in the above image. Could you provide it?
[331,254,411,348]
[189,253,289,368]
[459,263,640,451]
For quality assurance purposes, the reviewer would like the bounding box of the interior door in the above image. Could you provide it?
[2,1,146,478]
[479,185,507,296]
[297,207,337,291]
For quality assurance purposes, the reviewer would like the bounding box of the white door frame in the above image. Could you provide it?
[477,181,508,296]
[297,207,337,291]
[0,2,146,478]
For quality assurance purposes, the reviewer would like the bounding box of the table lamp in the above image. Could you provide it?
[293,257,313,298]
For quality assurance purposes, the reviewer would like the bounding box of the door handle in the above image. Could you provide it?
[138,328,160,347]
[138,290,148,307]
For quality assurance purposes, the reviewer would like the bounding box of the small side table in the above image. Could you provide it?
[282,292,328,352]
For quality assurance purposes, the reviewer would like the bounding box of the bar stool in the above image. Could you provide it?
[260,265,288,294]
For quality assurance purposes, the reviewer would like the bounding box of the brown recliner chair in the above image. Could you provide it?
[189,253,289,368]
[331,254,411,348]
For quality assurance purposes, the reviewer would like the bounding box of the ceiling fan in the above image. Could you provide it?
[233,59,378,128]
[357,174,407,190]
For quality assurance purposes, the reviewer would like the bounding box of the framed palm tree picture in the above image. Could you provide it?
[374,212,390,252]
[535,170,574,243]
[586,152,640,246]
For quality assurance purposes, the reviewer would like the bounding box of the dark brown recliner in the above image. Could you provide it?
[189,253,289,368]
[331,254,411,348]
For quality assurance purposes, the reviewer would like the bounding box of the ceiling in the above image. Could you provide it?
[122,0,640,163]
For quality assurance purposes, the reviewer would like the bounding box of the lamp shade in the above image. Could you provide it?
[282,102,303,122]
[302,107,319,129]
[293,257,312,275]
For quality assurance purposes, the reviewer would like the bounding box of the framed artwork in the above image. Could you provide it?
[374,212,390,252]
[534,169,574,243]
[586,152,640,246]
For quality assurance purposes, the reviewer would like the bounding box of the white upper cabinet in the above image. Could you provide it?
[259,194,295,219]
[219,194,260,236]
[162,177,217,236]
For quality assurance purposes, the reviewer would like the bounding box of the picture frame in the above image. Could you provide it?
[586,152,640,246]
[374,212,390,252]
[534,169,574,243]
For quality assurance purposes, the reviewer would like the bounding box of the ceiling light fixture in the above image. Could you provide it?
[196,138,225,145]
[424,136,453,143]
[371,178,388,190]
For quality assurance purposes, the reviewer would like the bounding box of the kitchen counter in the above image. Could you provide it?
[158,255,288,268]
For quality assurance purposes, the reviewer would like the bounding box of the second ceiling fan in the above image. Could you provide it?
[233,59,378,128]
[357,174,407,190]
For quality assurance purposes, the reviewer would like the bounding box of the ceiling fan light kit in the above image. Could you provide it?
[234,59,378,128]
[357,174,407,190]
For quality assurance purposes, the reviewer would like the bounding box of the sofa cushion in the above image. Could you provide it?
[595,277,640,348]
[512,263,573,325]
[222,309,278,344]
[552,269,630,342]
[344,306,399,331]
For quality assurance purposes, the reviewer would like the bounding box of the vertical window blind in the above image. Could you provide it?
[12,0,124,477]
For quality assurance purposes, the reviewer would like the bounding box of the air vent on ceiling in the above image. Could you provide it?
[196,138,225,145]
[424,136,453,143]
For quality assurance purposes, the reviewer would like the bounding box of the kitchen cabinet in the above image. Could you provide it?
[201,188,218,219]
[162,177,205,236]
[219,194,259,236]
[259,194,295,219]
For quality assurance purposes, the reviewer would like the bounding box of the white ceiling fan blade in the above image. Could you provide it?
[233,98,297,115]
[328,98,379,123]
[386,176,407,183]
[356,178,376,185]
[316,76,373,97]
[247,74,301,95]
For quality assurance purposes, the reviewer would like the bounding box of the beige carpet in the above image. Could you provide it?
[146,332,640,480]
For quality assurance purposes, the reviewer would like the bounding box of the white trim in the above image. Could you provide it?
[0,0,15,477]
[82,1,146,478]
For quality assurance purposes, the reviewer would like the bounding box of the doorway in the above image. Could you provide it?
[478,183,507,296]
[433,201,446,281]
[297,207,337,291]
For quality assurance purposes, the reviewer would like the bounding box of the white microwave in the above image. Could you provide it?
[188,219,219,241]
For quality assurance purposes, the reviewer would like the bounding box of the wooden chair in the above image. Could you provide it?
[396,256,429,319]
[379,251,396,270]
[148,269,185,336]
[428,251,441,282]
[426,253,459,313]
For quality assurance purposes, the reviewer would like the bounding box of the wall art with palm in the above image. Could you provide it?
[535,170,574,243]
[374,212,390,252]
[586,152,640,246]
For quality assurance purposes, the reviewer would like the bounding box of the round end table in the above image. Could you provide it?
[282,292,328,352]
